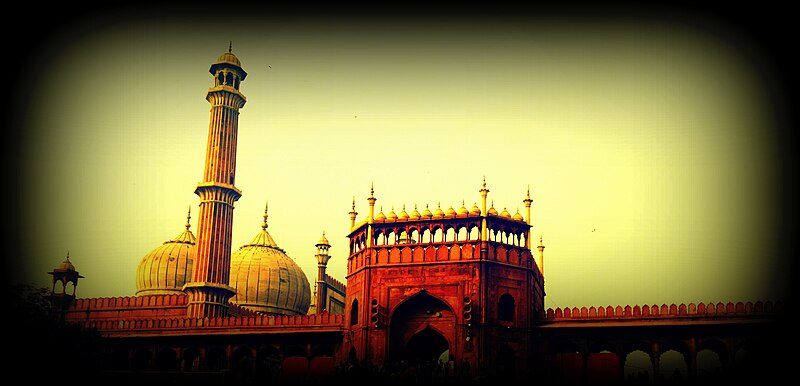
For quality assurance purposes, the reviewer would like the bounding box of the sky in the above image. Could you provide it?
[9,6,793,310]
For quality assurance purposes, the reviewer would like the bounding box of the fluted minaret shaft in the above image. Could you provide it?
[185,50,247,318]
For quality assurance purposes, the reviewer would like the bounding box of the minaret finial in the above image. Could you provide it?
[540,233,543,245]
[229,41,232,53]
[262,200,269,229]
[370,181,374,198]
[527,184,531,198]
[483,176,486,188]
[186,206,192,230]
[352,196,356,211]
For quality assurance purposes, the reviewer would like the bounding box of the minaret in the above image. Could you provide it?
[480,177,489,241]
[366,183,376,248]
[523,185,533,248]
[314,232,332,314]
[349,196,358,230]
[537,235,545,275]
[184,46,248,318]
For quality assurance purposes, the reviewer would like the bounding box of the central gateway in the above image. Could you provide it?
[342,182,545,379]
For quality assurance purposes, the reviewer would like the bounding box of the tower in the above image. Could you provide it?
[314,232,332,313]
[342,179,544,378]
[184,46,247,318]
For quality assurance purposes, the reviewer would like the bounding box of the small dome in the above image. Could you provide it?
[433,204,445,218]
[445,205,457,217]
[216,51,241,67]
[457,201,469,215]
[135,216,196,296]
[317,232,330,246]
[469,202,481,216]
[410,206,421,219]
[230,221,311,316]
[421,205,433,218]
[500,208,511,218]
[55,257,76,272]
[512,209,524,221]
[398,206,409,219]
[375,208,387,221]
[387,207,398,220]
[488,201,499,216]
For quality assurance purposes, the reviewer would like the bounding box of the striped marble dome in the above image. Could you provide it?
[135,210,196,296]
[229,207,311,316]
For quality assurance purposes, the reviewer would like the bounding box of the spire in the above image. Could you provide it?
[261,200,269,230]
[185,206,192,230]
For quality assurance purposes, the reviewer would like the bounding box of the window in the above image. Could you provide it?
[499,293,515,322]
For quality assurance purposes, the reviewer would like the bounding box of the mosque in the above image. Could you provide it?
[44,48,783,384]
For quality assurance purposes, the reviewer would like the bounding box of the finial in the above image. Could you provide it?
[185,206,192,230]
[66,251,70,261]
[527,184,531,198]
[229,41,232,53]
[370,182,374,197]
[352,196,356,211]
[483,176,486,188]
[262,200,269,229]
[540,234,543,245]
[323,230,326,237]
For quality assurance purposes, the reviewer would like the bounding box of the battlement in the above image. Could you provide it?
[73,312,345,337]
[324,275,346,294]
[544,300,783,321]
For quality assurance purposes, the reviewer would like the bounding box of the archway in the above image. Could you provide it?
[388,291,455,365]
[406,327,449,364]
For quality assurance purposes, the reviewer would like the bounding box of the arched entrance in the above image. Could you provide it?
[407,327,449,363]
[388,291,455,365]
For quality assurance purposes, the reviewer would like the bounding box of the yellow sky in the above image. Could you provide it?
[15,11,788,309]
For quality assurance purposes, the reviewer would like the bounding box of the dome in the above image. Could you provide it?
[55,257,76,272]
[421,205,433,218]
[499,208,512,218]
[410,205,421,219]
[387,207,398,220]
[135,213,196,296]
[469,202,481,216]
[216,51,241,67]
[433,204,445,218]
[229,219,311,316]
[317,232,330,246]
[445,205,457,217]
[512,209,524,221]
[457,201,469,216]
[488,201,499,216]
[398,205,409,219]
[375,208,387,222]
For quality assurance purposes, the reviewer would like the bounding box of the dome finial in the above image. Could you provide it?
[229,41,232,53]
[66,251,70,261]
[262,200,269,229]
[185,206,192,230]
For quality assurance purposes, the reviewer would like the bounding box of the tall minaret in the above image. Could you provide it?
[314,232,332,314]
[184,45,248,318]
